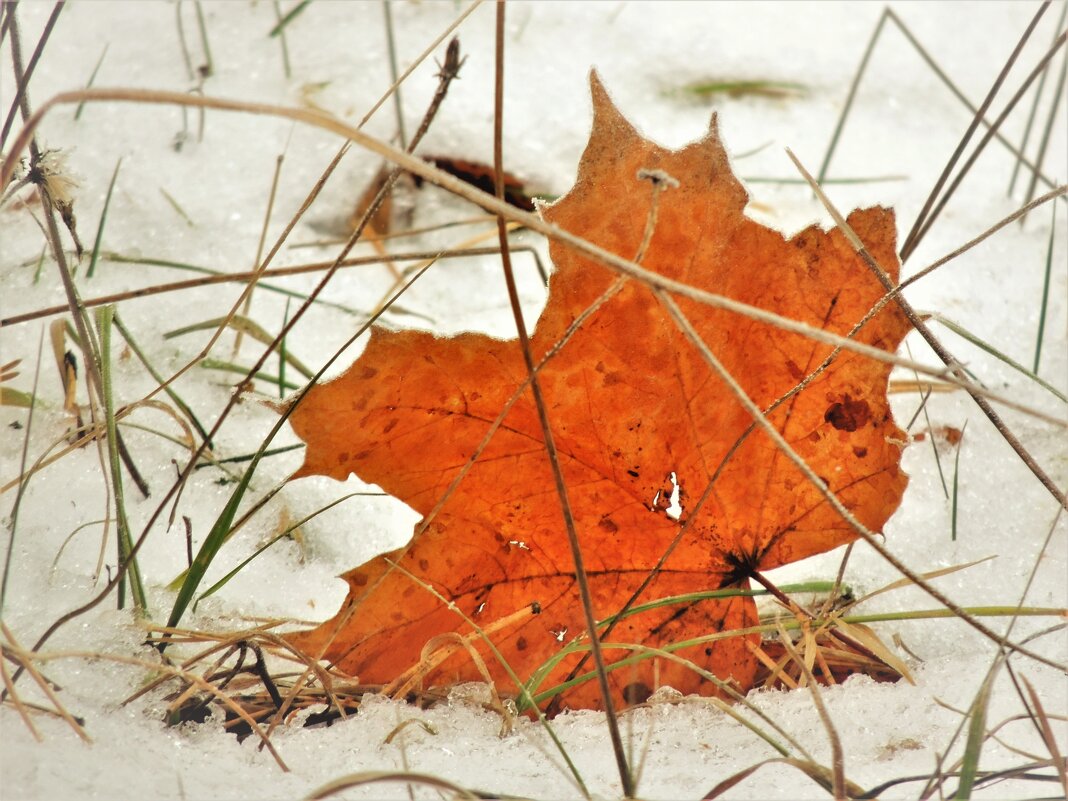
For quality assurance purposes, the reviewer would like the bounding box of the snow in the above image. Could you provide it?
[1,2,1065,799]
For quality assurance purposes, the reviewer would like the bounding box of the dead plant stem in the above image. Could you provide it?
[492,5,632,795]
[905,28,1068,259]
[777,628,847,801]
[899,2,1049,259]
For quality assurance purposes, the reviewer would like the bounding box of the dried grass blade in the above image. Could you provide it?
[703,757,866,800]
[857,555,997,603]
[0,622,90,742]
[1020,675,1068,794]
[833,619,914,684]
[307,771,481,801]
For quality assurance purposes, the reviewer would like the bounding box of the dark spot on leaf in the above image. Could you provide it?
[853,446,868,459]
[516,636,527,651]
[627,468,640,477]
[351,572,369,587]
[419,558,430,571]
[824,395,871,432]
[383,419,398,434]
[598,516,618,533]
[361,367,378,379]
[623,682,652,704]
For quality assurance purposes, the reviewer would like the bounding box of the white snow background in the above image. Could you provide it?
[1,1,1066,799]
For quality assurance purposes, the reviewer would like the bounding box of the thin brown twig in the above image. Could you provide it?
[899,2,1050,260]
[903,28,1068,260]
[1,622,90,743]
[0,244,548,328]
[898,184,1068,292]
[1009,2,1068,196]
[233,150,286,358]
[0,640,41,741]
[820,7,1063,199]
[776,627,847,801]
[0,0,62,152]
[491,6,633,795]
[1020,42,1067,215]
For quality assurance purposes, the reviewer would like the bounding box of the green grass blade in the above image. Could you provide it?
[1032,204,1056,373]
[669,78,808,100]
[193,491,375,609]
[86,157,122,279]
[198,357,302,390]
[599,581,839,626]
[192,443,304,470]
[0,330,46,614]
[96,305,148,612]
[951,421,968,541]
[272,1,292,78]
[930,312,1067,403]
[101,252,372,317]
[159,187,195,227]
[953,671,996,799]
[278,299,290,398]
[743,175,906,185]
[268,0,311,37]
[166,314,314,378]
[32,245,47,284]
[111,312,213,446]
[906,343,948,498]
[192,0,214,77]
[527,605,1065,708]
[73,43,110,121]
[165,459,255,630]
[523,582,841,706]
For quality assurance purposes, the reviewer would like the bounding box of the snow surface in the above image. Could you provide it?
[1,2,1065,799]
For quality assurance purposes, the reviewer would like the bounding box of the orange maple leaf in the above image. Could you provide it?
[286,75,910,711]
